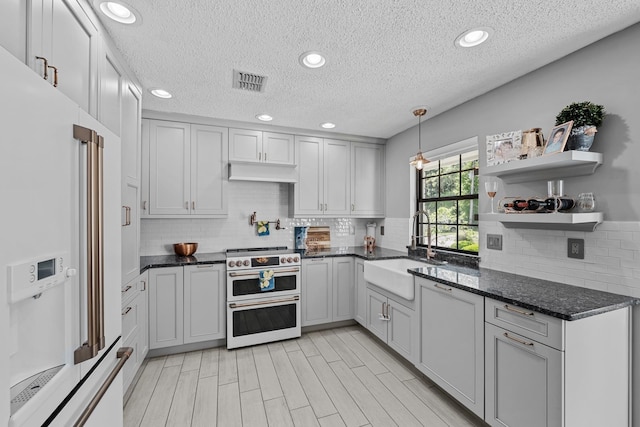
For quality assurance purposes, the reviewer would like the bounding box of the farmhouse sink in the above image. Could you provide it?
[363,258,432,301]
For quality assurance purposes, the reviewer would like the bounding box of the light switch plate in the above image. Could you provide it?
[487,234,502,250]
[568,238,584,259]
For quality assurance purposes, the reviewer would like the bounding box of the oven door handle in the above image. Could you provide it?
[229,295,300,308]
[228,267,300,277]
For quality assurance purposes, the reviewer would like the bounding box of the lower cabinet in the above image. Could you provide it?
[121,271,148,392]
[416,278,484,418]
[354,258,366,326]
[301,257,354,326]
[366,286,416,362]
[149,264,225,350]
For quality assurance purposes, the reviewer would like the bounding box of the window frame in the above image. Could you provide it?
[415,147,479,254]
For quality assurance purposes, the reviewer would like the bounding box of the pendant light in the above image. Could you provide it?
[410,108,429,170]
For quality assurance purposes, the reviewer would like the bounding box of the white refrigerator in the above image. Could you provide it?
[0,44,126,426]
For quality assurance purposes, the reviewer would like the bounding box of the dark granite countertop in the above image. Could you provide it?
[409,264,639,321]
[140,252,226,272]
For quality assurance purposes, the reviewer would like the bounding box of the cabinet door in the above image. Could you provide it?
[121,80,142,184]
[229,128,262,162]
[366,288,388,342]
[184,265,225,343]
[98,42,122,136]
[121,181,139,284]
[354,259,366,326]
[332,257,354,321]
[149,120,191,215]
[190,125,228,216]
[323,139,350,216]
[47,0,98,115]
[418,280,484,417]
[140,119,150,217]
[295,136,324,216]
[351,142,385,217]
[138,271,149,359]
[263,132,294,165]
[0,0,26,61]
[485,322,562,427]
[302,258,332,326]
[149,267,184,349]
[387,298,415,362]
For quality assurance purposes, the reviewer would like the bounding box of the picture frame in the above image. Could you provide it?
[543,121,573,155]
[486,130,522,166]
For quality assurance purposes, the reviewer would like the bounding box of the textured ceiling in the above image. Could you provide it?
[94,0,640,138]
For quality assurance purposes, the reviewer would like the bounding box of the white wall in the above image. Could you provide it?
[141,180,376,255]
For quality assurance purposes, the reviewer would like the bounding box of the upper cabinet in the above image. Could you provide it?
[293,136,351,216]
[292,137,385,218]
[142,119,228,218]
[229,128,294,165]
[351,142,385,217]
[28,0,99,116]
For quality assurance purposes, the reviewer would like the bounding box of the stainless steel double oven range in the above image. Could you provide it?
[226,247,301,349]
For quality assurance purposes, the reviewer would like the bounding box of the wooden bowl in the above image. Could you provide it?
[173,242,198,256]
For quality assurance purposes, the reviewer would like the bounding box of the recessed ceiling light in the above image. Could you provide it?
[455,27,493,48]
[256,114,273,122]
[150,88,172,99]
[299,51,326,69]
[320,122,336,129]
[98,1,138,24]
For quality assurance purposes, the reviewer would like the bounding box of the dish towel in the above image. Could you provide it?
[259,269,275,291]
[257,221,270,236]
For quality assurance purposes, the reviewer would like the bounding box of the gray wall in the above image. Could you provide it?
[386,22,640,220]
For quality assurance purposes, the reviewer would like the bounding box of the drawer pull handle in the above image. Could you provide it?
[434,283,452,292]
[121,285,132,294]
[504,304,534,316]
[122,306,132,316]
[503,332,534,347]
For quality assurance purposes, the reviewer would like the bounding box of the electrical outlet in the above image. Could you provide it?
[487,234,502,250]
[568,238,584,259]
[380,226,385,236]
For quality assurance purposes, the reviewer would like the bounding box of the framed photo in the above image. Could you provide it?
[486,130,522,166]
[544,121,573,155]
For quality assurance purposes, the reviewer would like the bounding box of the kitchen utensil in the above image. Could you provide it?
[174,242,198,256]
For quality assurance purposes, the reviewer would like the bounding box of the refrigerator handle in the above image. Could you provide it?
[73,125,106,364]
[73,347,133,427]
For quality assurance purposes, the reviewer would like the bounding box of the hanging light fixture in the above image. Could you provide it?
[410,108,429,170]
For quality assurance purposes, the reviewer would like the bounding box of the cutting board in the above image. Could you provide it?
[305,226,331,249]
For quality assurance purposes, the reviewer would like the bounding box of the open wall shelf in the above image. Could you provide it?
[480,212,604,232]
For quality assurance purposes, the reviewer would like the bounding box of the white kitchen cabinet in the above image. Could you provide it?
[350,142,385,217]
[149,267,184,349]
[120,79,142,184]
[98,41,122,136]
[366,286,416,362]
[149,265,226,350]
[229,128,294,165]
[293,136,350,217]
[417,278,484,418]
[0,1,27,61]
[145,119,228,217]
[121,181,139,285]
[302,257,355,326]
[28,0,99,115]
[354,258,366,326]
[332,257,354,321]
[121,271,148,392]
[484,298,631,427]
[184,264,226,343]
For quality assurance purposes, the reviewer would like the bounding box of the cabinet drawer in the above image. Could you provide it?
[485,298,564,350]
[121,281,139,306]
[123,330,140,391]
[122,298,140,343]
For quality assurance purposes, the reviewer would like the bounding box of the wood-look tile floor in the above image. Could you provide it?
[124,326,487,427]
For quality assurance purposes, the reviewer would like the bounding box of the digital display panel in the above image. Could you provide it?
[37,259,56,280]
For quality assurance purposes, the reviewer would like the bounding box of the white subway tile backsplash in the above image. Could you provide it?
[141,181,380,255]
[480,220,640,298]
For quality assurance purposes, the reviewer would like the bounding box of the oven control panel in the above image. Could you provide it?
[227,254,300,269]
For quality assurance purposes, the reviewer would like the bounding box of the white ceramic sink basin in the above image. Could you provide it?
[363,258,429,301]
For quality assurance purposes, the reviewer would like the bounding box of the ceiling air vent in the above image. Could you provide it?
[233,70,267,93]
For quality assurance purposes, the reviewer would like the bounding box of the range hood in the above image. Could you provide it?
[228,162,297,183]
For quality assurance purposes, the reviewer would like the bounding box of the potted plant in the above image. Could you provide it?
[555,101,605,151]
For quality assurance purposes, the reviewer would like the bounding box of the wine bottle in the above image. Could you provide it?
[503,199,528,211]
[526,199,547,211]
[544,197,575,211]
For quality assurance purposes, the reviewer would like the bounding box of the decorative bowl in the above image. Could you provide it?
[173,242,198,256]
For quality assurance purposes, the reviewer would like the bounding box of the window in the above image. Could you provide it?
[416,149,479,253]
